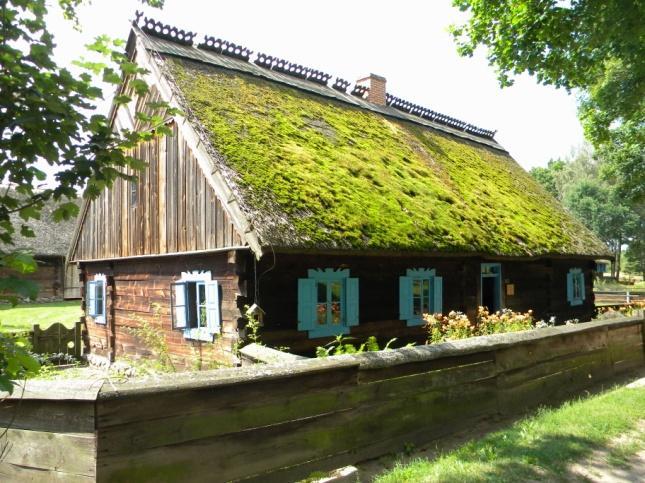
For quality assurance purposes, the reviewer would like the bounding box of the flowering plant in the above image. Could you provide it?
[424,311,475,344]
[476,306,534,335]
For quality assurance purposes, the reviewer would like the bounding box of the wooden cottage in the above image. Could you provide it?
[68,16,610,364]
[0,196,81,301]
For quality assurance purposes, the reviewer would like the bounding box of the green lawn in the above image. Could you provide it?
[376,384,645,482]
[0,301,82,333]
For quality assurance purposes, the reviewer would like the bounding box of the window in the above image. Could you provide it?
[399,269,443,326]
[297,269,359,338]
[171,271,220,341]
[130,179,138,207]
[567,268,585,306]
[87,274,107,324]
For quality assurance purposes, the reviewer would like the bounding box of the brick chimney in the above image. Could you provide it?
[356,74,387,106]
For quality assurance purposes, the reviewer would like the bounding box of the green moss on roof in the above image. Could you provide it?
[168,57,608,256]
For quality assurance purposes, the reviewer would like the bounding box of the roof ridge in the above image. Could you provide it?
[133,11,497,141]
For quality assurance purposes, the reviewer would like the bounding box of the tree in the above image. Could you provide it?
[529,146,642,280]
[451,0,645,204]
[0,0,169,392]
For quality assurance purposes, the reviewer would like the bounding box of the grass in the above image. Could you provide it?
[0,301,82,333]
[375,384,645,482]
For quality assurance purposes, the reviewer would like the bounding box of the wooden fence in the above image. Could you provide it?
[32,321,83,358]
[1,315,643,482]
[595,290,645,306]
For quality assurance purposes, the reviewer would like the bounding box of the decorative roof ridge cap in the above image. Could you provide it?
[385,92,496,140]
[132,11,498,141]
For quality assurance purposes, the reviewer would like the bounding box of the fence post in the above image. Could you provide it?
[626,291,631,304]
[32,324,41,353]
[74,321,82,358]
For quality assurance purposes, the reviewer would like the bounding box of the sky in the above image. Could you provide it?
[47,0,586,170]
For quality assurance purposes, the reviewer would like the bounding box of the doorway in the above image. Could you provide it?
[480,263,501,312]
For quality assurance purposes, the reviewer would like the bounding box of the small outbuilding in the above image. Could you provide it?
[68,16,610,365]
[1,198,80,301]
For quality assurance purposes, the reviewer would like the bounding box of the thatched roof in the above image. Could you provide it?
[134,27,609,258]
[2,197,79,257]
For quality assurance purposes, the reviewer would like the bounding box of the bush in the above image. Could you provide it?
[316,335,405,357]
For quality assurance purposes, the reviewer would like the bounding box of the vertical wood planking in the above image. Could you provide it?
[72,121,245,261]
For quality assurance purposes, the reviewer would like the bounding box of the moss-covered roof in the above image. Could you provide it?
[165,56,608,257]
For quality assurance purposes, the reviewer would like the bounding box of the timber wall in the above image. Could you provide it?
[82,251,245,366]
[257,253,596,354]
[72,124,244,261]
[2,316,642,482]
[0,256,65,301]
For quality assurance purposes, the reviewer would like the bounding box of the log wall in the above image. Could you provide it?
[72,123,244,262]
[2,316,642,482]
[256,253,596,354]
[82,250,246,366]
[0,256,65,301]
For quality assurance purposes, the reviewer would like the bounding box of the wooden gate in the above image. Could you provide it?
[32,321,82,358]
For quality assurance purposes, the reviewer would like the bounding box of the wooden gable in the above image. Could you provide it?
[71,122,245,261]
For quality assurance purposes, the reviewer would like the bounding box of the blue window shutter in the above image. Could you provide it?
[87,282,97,316]
[433,276,443,315]
[566,272,573,304]
[172,282,188,329]
[580,272,586,301]
[399,276,413,321]
[345,277,359,327]
[204,280,220,333]
[297,278,316,331]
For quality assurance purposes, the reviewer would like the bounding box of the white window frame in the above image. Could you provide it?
[171,271,221,342]
[87,273,107,325]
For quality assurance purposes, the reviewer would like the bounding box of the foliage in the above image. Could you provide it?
[476,306,534,335]
[168,58,605,256]
[450,0,644,204]
[424,311,474,344]
[596,302,645,320]
[126,305,175,373]
[424,307,534,344]
[375,384,645,482]
[315,335,402,358]
[243,305,263,346]
[0,0,172,391]
[0,331,40,393]
[529,146,641,278]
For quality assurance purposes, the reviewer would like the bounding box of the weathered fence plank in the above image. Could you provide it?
[32,320,83,357]
[1,316,643,482]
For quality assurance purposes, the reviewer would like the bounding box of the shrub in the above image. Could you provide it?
[316,335,405,357]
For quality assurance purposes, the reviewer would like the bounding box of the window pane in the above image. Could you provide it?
[317,281,327,304]
[331,302,341,324]
[316,303,327,325]
[96,283,104,316]
[330,281,342,302]
[422,279,430,313]
[412,279,421,316]
[197,283,207,327]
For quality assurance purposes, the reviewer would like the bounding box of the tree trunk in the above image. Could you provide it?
[615,237,622,281]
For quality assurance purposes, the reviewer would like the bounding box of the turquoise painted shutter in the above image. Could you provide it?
[433,276,443,315]
[87,282,97,316]
[580,273,586,301]
[172,282,187,329]
[399,276,413,321]
[566,272,573,304]
[204,280,220,333]
[345,277,359,326]
[297,278,316,331]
